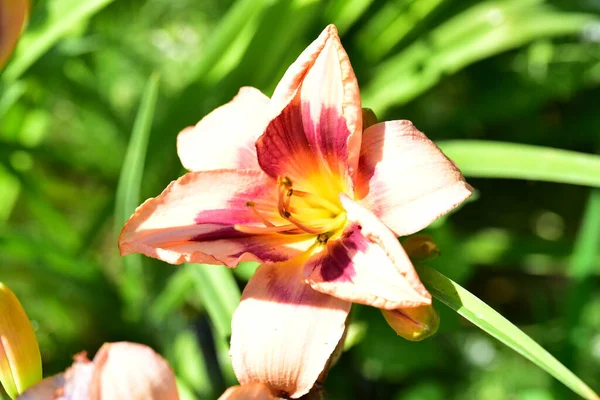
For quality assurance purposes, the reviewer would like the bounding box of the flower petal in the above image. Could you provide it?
[18,375,64,399]
[356,120,473,236]
[177,87,271,172]
[230,261,351,398]
[304,195,431,310]
[0,282,42,398]
[0,0,28,69]
[218,383,276,400]
[119,170,313,266]
[257,25,362,188]
[89,342,179,400]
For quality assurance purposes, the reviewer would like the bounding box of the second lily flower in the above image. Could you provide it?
[119,24,473,398]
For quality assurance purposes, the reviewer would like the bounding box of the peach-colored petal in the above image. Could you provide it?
[230,261,350,398]
[257,25,362,187]
[119,170,313,266]
[305,195,431,310]
[57,354,94,400]
[0,0,28,69]
[218,383,276,400]
[18,375,64,399]
[356,120,473,236]
[177,87,271,172]
[89,342,178,400]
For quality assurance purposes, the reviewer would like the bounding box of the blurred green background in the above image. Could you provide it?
[1,0,600,399]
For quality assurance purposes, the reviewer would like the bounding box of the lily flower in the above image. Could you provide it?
[19,342,179,400]
[0,282,42,399]
[0,0,28,69]
[119,25,472,398]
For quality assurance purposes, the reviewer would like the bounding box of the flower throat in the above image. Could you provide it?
[234,176,346,242]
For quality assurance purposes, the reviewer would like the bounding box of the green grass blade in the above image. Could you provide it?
[418,265,600,400]
[1,0,117,83]
[191,0,273,85]
[560,189,600,371]
[438,140,600,187]
[568,189,600,280]
[114,73,160,318]
[188,264,241,340]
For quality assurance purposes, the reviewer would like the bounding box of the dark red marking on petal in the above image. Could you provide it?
[190,226,252,242]
[256,99,351,183]
[308,225,368,283]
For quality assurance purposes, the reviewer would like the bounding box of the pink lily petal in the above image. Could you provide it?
[356,120,473,236]
[119,170,314,266]
[89,342,179,400]
[256,25,362,189]
[218,383,276,400]
[230,261,351,398]
[304,195,431,310]
[177,87,271,172]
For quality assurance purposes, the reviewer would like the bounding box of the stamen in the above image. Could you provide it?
[277,176,294,219]
[291,190,341,214]
[246,201,275,227]
[285,214,326,235]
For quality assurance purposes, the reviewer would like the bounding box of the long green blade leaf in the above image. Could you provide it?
[188,264,241,340]
[439,140,600,187]
[2,0,117,83]
[418,265,600,400]
[115,73,160,317]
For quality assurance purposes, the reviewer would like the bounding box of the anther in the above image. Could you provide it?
[317,233,330,243]
[246,200,275,227]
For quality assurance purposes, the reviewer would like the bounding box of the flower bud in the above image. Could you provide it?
[0,282,42,399]
[0,0,29,68]
[19,342,179,400]
[362,108,378,131]
[382,304,440,341]
[90,342,179,400]
[401,235,440,262]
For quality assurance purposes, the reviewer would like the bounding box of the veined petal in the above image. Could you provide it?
[218,383,275,400]
[177,87,271,172]
[89,342,179,400]
[119,170,313,266]
[304,196,431,310]
[0,0,28,69]
[356,120,473,236]
[230,261,350,398]
[257,25,362,189]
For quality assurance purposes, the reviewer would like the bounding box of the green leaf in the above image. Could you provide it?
[560,189,600,371]
[438,140,600,187]
[362,1,597,112]
[188,264,241,340]
[418,265,600,400]
[1,0,117,83]
[114,73,160,318]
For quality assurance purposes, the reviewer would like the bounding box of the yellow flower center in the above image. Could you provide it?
[235,175,347,242]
